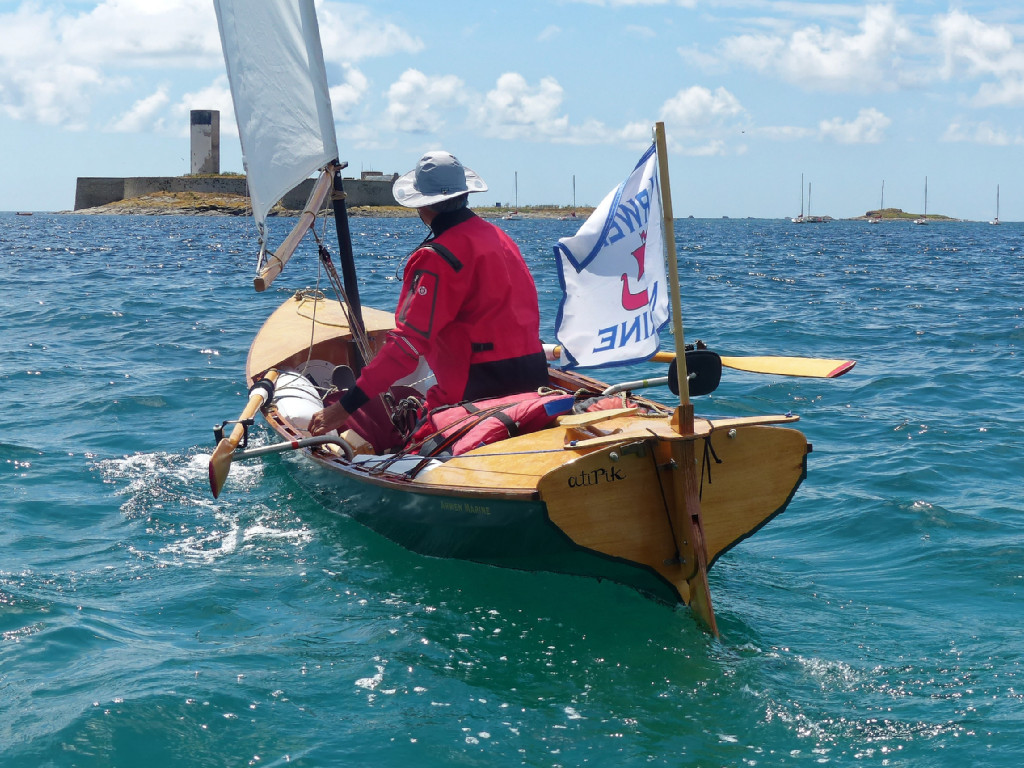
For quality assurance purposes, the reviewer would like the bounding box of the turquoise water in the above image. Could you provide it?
[2,211,1023,766]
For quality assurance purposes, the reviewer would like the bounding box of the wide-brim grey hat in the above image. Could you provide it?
[393,150,488,208]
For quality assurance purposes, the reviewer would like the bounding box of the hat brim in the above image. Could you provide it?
[392,166,488,208]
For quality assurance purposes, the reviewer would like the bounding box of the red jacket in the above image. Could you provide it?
[342,209,547,415]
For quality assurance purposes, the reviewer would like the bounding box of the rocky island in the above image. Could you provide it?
[70,190,593,220]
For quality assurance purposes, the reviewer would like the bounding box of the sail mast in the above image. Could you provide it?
[655,123,688,407]
[654,121,718,636]
[330,169,365,367]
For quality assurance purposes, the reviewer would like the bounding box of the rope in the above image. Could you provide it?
[698,435,723,500]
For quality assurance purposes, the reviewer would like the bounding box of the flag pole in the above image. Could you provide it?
[653,121,718,636]
[655,122,690,410]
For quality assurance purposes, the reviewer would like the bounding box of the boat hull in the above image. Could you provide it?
[241,293,809,611]
[288,452,687,605]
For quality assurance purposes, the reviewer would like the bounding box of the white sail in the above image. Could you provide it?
[214,0,338,239]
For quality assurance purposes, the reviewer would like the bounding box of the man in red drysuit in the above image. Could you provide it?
[308,150,548,441]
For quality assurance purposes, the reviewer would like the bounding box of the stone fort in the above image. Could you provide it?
[74,110,398,211]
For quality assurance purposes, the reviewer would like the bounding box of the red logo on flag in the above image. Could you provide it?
[620,230,649,311]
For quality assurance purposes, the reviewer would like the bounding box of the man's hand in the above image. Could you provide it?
[308,401,351,435]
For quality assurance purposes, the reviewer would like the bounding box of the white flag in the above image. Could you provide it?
[554,143,669,368]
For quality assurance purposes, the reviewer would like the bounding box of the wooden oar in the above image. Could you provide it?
[545,344,854,379]
[650,351,855,378]
[234,435,353,461]
[209,370,279,498]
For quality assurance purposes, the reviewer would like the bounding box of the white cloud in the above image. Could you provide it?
[0,5,105,126]
[330,65,370,121]
[818,107,891,144]
[0,0,219,129]
[0,0,419,134]
[57,0,221,68]
[660,85,745,127]
[756,124,816,141]
[538,25,561,42]
[471,72,570,140]
[720,5,913,93]
[933,10,1024,107]
[974,76,1024,107]
[677,44,724,72]
[934,10,1017,80]
[385,69,467,134]
[171,79,236,137]
[317,3,424,63]
[942,120,1023,146]
[657,85,748,155]
[108,87,171,133]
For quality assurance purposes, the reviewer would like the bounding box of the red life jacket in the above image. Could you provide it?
[415,391,575,456]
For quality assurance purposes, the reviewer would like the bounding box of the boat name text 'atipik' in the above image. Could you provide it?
[568,465,626,488]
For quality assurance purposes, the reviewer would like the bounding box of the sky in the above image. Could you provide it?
[1,0,1022,221]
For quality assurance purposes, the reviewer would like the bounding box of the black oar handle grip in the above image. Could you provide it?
[249,376,277,402]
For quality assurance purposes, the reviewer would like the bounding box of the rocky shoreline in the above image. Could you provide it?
[67,192,959,221]
[68,190,592,220]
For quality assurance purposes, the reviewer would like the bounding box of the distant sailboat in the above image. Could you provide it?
[791,173,805,223]
[559,174,578,219]
[502,171,521,220]
[914,177,928,225]
[869,180,884,223]
[990,185,1000,225]
[804,182,827,223]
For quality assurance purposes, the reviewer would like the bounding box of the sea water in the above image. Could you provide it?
[2,211,1023,766]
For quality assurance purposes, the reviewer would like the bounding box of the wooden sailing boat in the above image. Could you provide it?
[210,0,854,634]
[914,177,929,225]
[990,185,1000,225]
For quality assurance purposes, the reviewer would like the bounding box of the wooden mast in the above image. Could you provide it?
[329,162,366,370]
[654,121,718,636]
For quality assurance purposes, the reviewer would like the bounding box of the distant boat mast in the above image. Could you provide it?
[914,177,928,225]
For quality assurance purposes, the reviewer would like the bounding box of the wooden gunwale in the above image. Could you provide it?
[247,293,805,497]
[242,293,810,611]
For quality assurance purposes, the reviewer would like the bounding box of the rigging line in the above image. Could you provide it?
[317,243,394,419]
[314,240,374,364]
[294,234,332,381]
[439,447,568,459]
[366,445,570,479]
[698,435,723,501]
[290,201,336,382]
[309,231,403,429]
[650,447,684,568]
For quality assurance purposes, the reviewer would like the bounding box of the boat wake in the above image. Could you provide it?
[94,444,313,565]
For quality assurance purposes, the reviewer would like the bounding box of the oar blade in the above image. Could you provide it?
[208,370,280,498]
[208,438,236,499]
[720,355,856,379]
